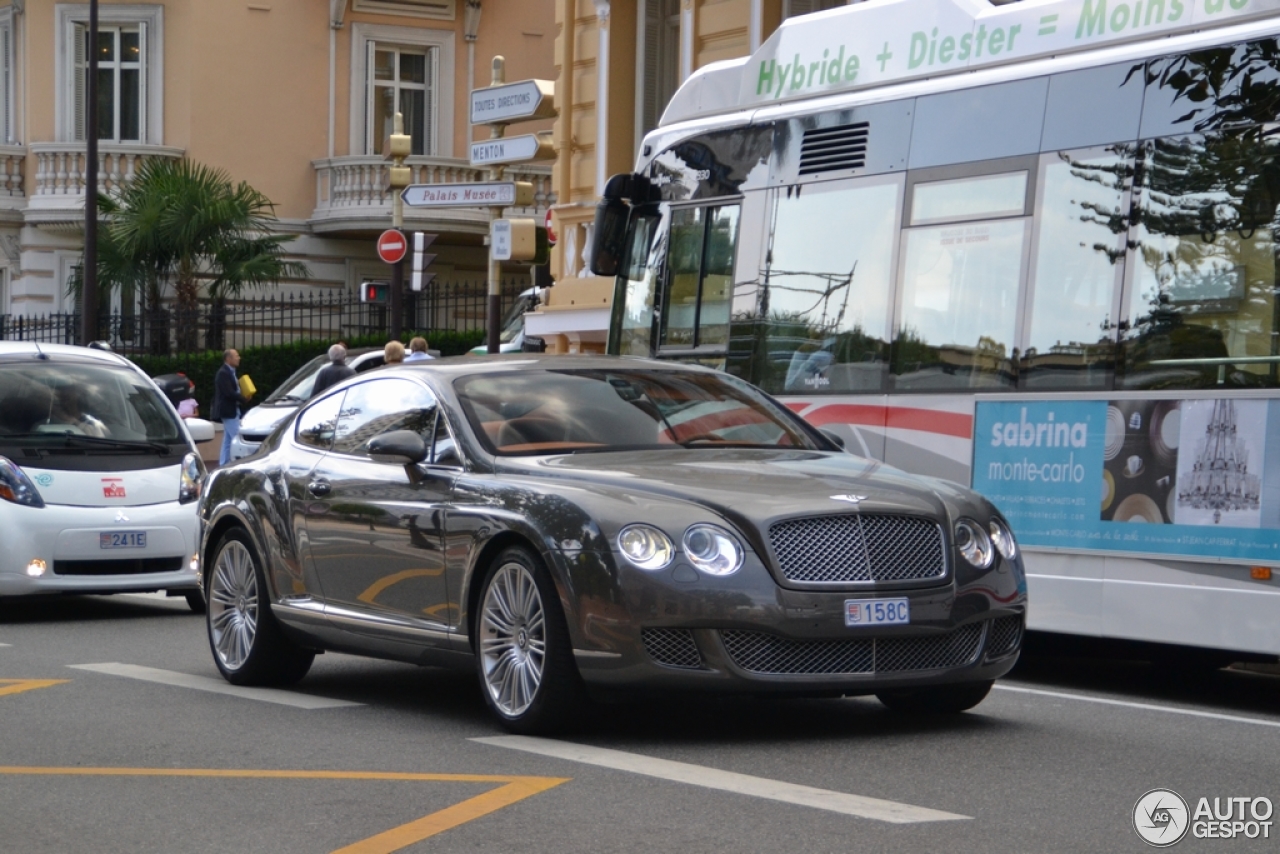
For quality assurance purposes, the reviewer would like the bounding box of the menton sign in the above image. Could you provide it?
[741,0,1280,107]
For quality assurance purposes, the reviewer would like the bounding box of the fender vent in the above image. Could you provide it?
[799,121,869,176]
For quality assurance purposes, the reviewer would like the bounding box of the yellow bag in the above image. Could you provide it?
[238,374,256,398]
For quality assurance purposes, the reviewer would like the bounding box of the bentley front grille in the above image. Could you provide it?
[642,628,703,669]
[767,514,945,584]
[985,615,1023,659]
[720,622,984,675]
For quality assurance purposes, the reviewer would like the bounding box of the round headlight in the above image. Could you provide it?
[682,524,743,576]
[989,518,1018,561]
[617,524,674,570]
[954,518,994,569]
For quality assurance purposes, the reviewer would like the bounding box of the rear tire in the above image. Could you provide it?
[475,545,586,733]
[206,528,314,686]
[876,680,994,714]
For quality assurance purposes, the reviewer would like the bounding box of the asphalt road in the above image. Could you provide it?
[2,593,1278,853]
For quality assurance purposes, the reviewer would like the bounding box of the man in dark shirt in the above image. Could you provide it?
[312,343,356,396]
[211,349,250,466]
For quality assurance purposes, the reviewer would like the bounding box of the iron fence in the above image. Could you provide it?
[0,278,531,355]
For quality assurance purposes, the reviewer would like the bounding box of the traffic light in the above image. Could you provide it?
[360,281,389,304]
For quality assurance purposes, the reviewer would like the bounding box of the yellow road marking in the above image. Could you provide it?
[0,679,68,697]
[356,567,444,605]
[0,766,569,853]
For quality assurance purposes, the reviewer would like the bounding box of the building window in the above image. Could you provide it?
[783,0,850,18]
[369,45,436,156]
[57,5,163,144]
[350,23,454,158]
[76,25,145,142]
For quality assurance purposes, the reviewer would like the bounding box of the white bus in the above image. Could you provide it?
[590,0,1280,660]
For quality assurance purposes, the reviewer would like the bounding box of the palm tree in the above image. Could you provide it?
[77,157,309,353]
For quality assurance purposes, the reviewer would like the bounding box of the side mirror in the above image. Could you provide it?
[819,427,846,450]
[185,418,216,444]
[368,430,428,465]
[589,198,629,277]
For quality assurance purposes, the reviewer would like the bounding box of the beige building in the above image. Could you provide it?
[536,0,848,352]
[0,0,556,330]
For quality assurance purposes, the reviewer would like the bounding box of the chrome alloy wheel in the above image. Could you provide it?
[479,560,547,717]
[208,540,259,671]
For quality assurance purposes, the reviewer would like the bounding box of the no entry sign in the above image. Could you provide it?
[377,229,407,265]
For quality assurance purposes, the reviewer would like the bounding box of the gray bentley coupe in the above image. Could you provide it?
[198,355,1026,732]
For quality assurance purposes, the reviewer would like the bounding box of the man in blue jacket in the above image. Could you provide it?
[211,349,251,466]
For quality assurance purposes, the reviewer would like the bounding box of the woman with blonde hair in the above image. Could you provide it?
[384,340,405,365]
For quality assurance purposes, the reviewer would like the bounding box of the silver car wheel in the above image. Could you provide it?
[479,560,547,717]
[208,539,259,671]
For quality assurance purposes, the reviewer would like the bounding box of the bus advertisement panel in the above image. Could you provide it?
[972,399,1280,563]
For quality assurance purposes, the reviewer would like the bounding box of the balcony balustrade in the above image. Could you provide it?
[26,142,185,226]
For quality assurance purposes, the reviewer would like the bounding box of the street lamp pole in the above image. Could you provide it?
[81,0,99,346]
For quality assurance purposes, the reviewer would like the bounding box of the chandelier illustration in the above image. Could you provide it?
[1176,400,1261,524]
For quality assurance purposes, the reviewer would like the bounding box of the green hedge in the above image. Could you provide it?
[128,329,485,415]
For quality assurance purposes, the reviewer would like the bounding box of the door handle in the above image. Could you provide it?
[307,480,331,497]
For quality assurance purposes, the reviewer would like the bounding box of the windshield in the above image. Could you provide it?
[456,368,823,455]
[499,293,538,345]
[0,359,185,451]
[264,354,329,403]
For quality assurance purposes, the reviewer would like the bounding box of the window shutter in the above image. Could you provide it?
[641,0,661,135]
[73,23,86,141]
[365,40,377,154]
[2,26,11,144]
[425,46,437,155]
[137,22,148,143]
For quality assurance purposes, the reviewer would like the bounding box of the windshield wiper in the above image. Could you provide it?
[272,394,308,403]
[52,433,172,454]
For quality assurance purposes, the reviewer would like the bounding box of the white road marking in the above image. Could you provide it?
[473,735,969,823]
[0,643,11,647]
[67,663,363,710]
[995,684,1280,729]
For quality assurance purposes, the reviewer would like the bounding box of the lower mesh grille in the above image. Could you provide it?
[720,622,984,675]
[986,615,1023,658]
[642,628,703,669]
[54,557,184,576]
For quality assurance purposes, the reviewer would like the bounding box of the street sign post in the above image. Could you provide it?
[377,229,407,265]
[401,181,534,208]
[469,79,556,125]
[469,133,554,167]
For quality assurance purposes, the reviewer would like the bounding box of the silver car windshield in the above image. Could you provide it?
[0,360,184,449]
[456,369,822,455]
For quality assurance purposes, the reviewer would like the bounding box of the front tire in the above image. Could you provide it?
[206,528,314,686]
[475,546,585,733]
[876,680,994,714]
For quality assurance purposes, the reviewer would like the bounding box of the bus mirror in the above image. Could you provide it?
[590,198,629,277]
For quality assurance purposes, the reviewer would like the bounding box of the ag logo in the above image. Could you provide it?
[34,473,53,487]
[1133,788,1190,847]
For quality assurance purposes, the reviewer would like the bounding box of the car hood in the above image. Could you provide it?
[24,464,184,507]
[495,449,954,521]
[239,403,298,436]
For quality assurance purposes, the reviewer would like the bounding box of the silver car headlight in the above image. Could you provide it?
[682,524,743,576]
[988,518,1018,561]
[0,456,44,508]
[954,518,994,569]
[178,452,205,504]
[618,524,674,570]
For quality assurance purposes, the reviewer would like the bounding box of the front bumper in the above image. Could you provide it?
[0,500,201,597]
[558,548,1027,693]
